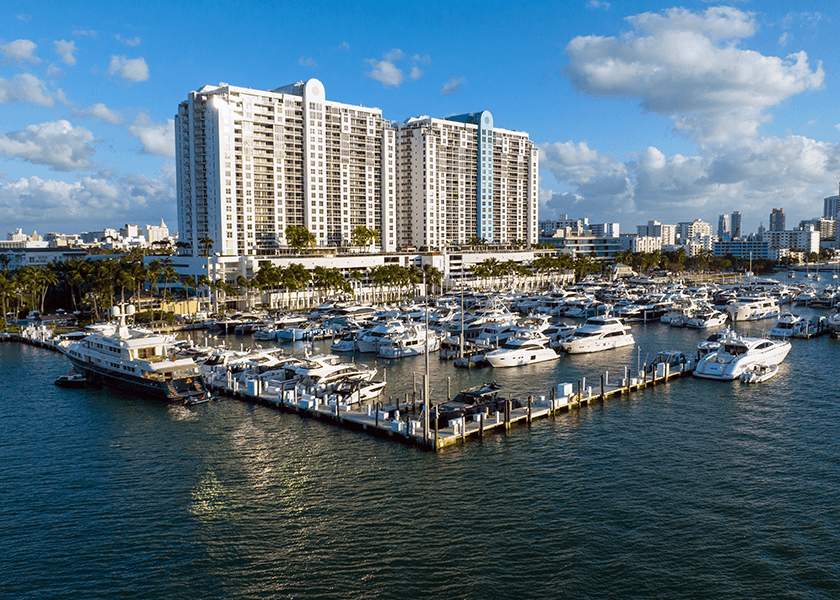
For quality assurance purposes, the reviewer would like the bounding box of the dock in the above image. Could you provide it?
[206,360,694,452]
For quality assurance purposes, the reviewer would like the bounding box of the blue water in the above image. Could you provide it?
[2,309,839,599]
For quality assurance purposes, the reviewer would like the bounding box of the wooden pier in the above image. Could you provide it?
[206,360,695,452]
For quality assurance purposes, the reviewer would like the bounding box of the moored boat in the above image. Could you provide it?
[693,333,790,381]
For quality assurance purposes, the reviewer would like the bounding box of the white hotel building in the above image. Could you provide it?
[176,80,537,256]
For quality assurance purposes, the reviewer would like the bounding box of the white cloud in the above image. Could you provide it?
[128,113,174,157]
[563,6,824,143]
[298,56,317,67]
[0,120,98,171]
[538,135,840,227]
[108,55,150,82]
[0,168,176,227]
[440,76,466,96]
[1,39,40,64]
[335,41,350,51]
[587,0,610,10]
[53,40,77,66]
[778,32,790,47]
[72,29,98,38]
[115,34,141,46]
[363,48,428,87]
[79,103,125,124]
[16,14,31,22]
[364,58,404,87]
[0,74,53,106]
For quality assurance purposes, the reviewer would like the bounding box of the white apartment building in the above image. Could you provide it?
[393,111,538,249]
[176,79,397,256]
[762,228,820,254]
[677,220,712,241]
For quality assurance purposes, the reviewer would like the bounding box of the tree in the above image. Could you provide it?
[285,225,316,254]
[199,237,214,257]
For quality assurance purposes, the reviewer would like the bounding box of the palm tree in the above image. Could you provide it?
[285,225,316,254]
[199,237,214,257]
[0,272,14,326]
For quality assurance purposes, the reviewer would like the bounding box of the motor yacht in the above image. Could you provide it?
[693,334,791,380]
[484,331,561,368]
[685,309,728,329]
[62,305,211,402]
[725,295,779,322]
[769,313,804,338]
[558,316,635,354]
[377,325,441,358]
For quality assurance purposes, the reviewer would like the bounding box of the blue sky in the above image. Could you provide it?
[1,0,838,238]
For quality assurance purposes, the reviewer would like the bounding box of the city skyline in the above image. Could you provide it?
[2,1,839,238]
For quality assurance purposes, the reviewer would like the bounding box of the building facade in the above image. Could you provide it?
[176,79,397,257]
[769,208,785,232]
[394,112,538,249]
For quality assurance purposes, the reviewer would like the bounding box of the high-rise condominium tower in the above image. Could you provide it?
[176,81,538,256]
[769,208,785,232]
[175,79,396,256]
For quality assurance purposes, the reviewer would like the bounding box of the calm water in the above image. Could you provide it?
[2,300,839,598]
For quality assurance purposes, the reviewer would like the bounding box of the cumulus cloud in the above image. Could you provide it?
[0,167,176,228]
[440,76,466,95]
[0,120,99,171]
[587,0,610,10]
[563,6,824,143]
[1,39,40,64]
[128,113,174,157]
[298,56,317,67]
[76,103,125,124]
[0,74,53,106]
[53,40,77,66]
[108,55,150,82]
[335,41,350,51]
[115,34,141,46]
[539,135,840,227]
[363,48,428,87]
[72,28,98,38]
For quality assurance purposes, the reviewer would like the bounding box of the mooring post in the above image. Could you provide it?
[600,374,605,400]
[447,377,451,401]
[527,396,532,423]
[479,412,484,440]
[375,402,379,429]
[434,406,439,448]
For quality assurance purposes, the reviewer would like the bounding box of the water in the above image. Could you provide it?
[2,309,839,599]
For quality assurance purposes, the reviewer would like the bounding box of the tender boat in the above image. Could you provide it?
[693,334,791,381]
[54,372,89,388]
[62,305,211,402]
[558,315,635,354]
[484,331,560,368]
[740,364,779,383]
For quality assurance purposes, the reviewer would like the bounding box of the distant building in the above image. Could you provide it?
[769,208,785,232]
[762,226,819,254]
[713,239,770,259]
[717,214,730,241]
[146,219,170,244]
[589,222,620,238]
[730,211,742,239]
[677,220,712,241]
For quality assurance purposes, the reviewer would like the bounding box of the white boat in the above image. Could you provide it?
[356,320,410,353]
[769,313,804,338]
[332,378,387,403]
[484,331,560,368]
[726,295,779,322]
[294,354,376,387]
[828,311,840,333]
[558,316,635,354]
[685,309,728,329]
[740,364,779,383]
[696,328,739,359]
[693,334,791,380]
[377,325,441,358]
[62,305,211,402]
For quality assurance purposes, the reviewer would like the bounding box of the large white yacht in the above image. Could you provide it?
[484,331,560,368]
[769,313,804,338]
[62,305,211,402]
[377,325,441,358]
[725,295,779,322]
[558,315,635,354]
[693,334,791,380]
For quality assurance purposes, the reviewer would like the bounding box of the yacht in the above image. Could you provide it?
[356,320,409,353]
[294,354,376,388]
[484,331,561,368]
[725,295,779,322]
[693,334,791,380]
[558,316,635,354]
[684,309,728,329]
[377,325,441,358]
[769,313,804,338]
[62,305,211,402]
